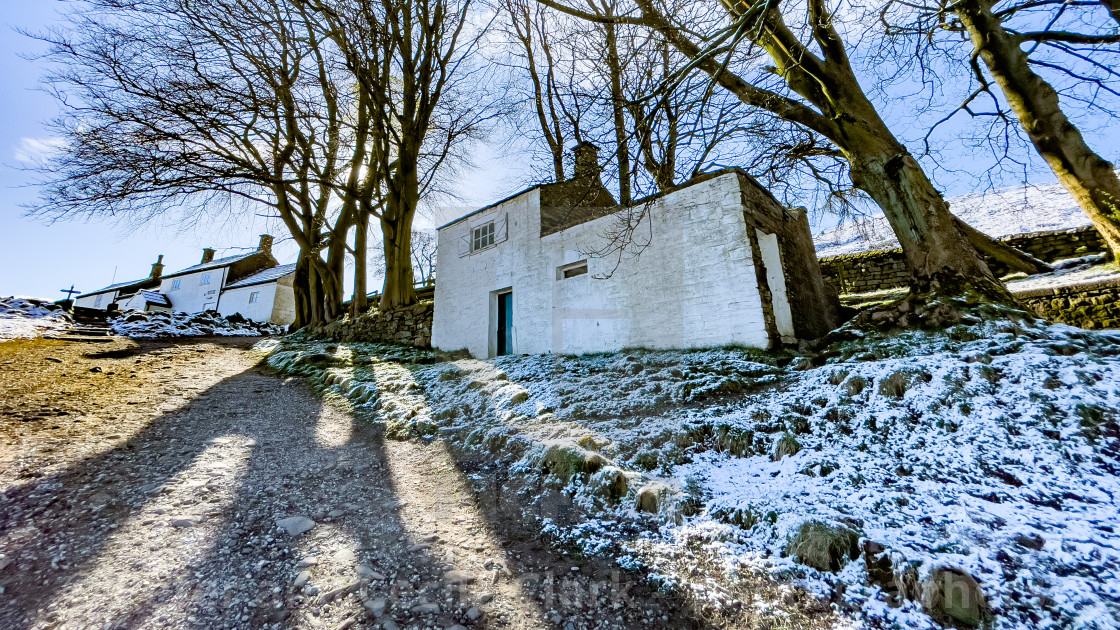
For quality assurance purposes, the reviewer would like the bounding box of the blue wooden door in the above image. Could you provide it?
[497,292,513,356]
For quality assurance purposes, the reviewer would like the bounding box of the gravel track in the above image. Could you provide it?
[0,338,705,630]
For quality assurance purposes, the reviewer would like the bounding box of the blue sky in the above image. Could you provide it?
[0,2,290,298]
[0,2,516,299]
[1,1,1114,300]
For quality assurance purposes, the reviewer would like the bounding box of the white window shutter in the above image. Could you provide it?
[496,214,508,244]
[458,231,470,257]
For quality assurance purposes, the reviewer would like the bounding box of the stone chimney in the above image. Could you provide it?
[258,234,274,253]
[201,248,215,264]
[572,142,601,180]
[150,254,164,279]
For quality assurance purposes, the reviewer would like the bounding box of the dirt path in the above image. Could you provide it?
[0,338,701,630]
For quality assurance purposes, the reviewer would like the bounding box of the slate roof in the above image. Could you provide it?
[224,263,296,290]
[77,277,153,299]
[133,290,171,306]
[161,252,258,280]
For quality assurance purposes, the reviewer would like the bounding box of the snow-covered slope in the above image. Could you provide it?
[0,297,73,341]
[110,310,284,338]
[816,180,1092,257]
[266,319,1120,630]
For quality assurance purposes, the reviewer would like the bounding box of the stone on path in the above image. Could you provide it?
[276,516,315,536]
[363,597,387,617]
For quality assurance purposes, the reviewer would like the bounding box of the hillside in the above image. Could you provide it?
[815,180,1092,258]
[265,312,1120,630]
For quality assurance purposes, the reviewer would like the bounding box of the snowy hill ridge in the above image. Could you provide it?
[815,179,1093,258]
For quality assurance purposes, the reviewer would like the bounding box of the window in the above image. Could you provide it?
[171,278,182,291]
[94,295,102,307]
[558,261,588,280]
[200,272,212,285]
[471,222,495,252]
[458,214,508,257]
[249,291,260,304]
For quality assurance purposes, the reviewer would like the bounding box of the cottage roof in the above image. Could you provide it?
[161,252,258,280]
[77,277,153,299]
[437,185,543,231]
[224,263,296,289]
[134,290,171,306]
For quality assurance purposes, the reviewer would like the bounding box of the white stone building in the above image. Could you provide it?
[216,264,297,325]
[74,255,166,311]
[76,235,297,326]
[432,154,839,358]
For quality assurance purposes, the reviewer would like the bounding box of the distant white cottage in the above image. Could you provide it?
[432,145,840,358]
[74,256,166,311]
[75,235,297,326]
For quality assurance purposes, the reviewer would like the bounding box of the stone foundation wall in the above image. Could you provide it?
[820,226,1107,294]
[1015,280,1120,330]
[303,301,434,347]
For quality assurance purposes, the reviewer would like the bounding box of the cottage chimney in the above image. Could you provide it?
[150,254,164,279]
[258,234,274,253]
[572,142,601,180]
[201,248,215,264]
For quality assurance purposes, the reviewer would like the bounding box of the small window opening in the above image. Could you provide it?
[558,261,588,279]
[171,278,182,291]
[471,222,495,252]
[249,291,260,304]
[200,272,212,285]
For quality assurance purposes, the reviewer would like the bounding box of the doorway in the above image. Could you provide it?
[496,290,513,356]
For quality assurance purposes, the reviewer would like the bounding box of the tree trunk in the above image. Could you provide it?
[1101,0,1120,26]
[604,17,632,204]
[380,150,419,309]
[380,215,417,309]
[293,251,313,330]
[956,0,1120,260]
[844,140,1011,300]
[351,211,369,317]
[953,217,1053,275]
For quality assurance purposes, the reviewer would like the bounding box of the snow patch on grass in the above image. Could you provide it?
[0,296,73,341]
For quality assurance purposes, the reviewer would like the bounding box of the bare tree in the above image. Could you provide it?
[368,228,439,290]
[31,0,367,327]
[883,0,1120,259]
[505,0,789,202]
[315,0,488,311]
[411,229,439,286]
[539,0,1051,304]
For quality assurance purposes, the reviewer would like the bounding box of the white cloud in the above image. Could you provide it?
[13,136,66,164]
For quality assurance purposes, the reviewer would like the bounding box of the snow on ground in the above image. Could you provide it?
[110,310,284,338]
[1006,258,1120,294]
[816,180,1092,257]
[265,318,1120,630]
[0,296,73,341]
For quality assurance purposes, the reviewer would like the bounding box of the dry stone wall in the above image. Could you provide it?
[302,301,434,347]
[820,226,1108,294]
[1016,279,1120,330]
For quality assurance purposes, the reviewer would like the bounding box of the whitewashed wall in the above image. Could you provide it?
[74,291,116,310]
[269,276,296,326]
[218,282,288,325]
[119,293,170,312]
[160,267,228,314]
[432,173,771,358]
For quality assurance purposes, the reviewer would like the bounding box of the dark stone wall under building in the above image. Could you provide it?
[819,226,1108,295]
[302,301,434,347]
